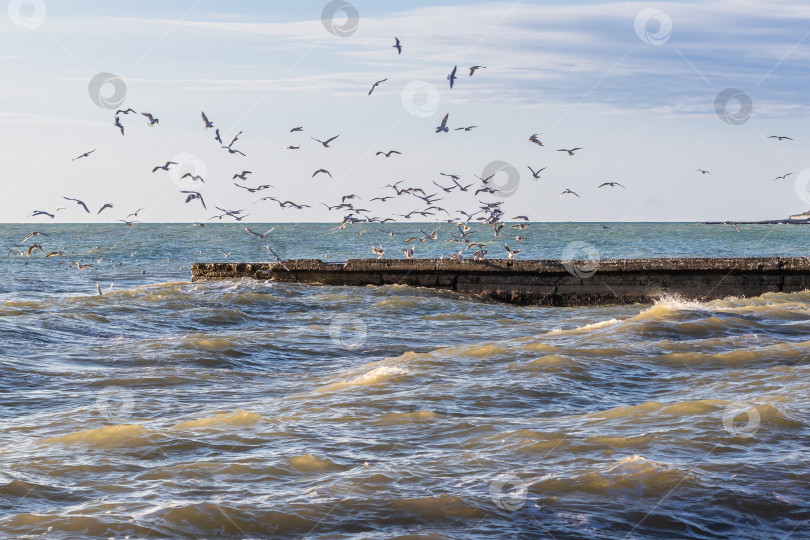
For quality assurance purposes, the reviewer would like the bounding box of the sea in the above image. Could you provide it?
[1,222,809,539]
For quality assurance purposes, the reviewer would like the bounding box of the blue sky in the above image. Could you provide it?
[1,0,809,222]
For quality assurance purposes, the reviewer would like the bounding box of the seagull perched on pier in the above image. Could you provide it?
[557,148,582,156]
[447,65,458,89]
[72,149,95,161]
[435,113,450,133]
[311,135,339,148]
[152,161,177,173]
[393,37,402,54]
[142,112,159,126]
[368,78,388,95]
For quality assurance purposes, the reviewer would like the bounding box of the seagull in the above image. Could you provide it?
[290,126,303,132]
[115,108,136,116]
[244,226,276,239]
[233,171,253,180]
[598,182,625,188]
[504,244,521,260]
[436,113,450,133]
[311,135,339,148]
[222,147,246,156]
[371,245,385,259]
[126,208,146,218]
[44,251,65,257]
[312,169,332,178]
[527,166,546,179]
[26,244,43,257]
[512,216,529,221]
[475,173,496,183]
[201,111,214,129]
[393,37,402,54]
[284,145,300,150]
[152,161,177,173]
[558,148,582,156]
[30,210,55,219]
[71,149,96,161]
[528,134,544,146]
[180,191,206,209]
[226,131,243,149]
[75,261,94,271]
[63,196,90,213]
[773,173,794,181]
[181,173,205,183]
[402,246,414,258]
[454,126,477,131]
[469,66,486,76]
[447,65,458,89]
[97,203,114,214]
[219,251,233,258]
[696,169,711,175]
[768,136,793,141]
[118,220,137,226]
[214,129,222,144]
[560,189,580,198]
[114,116,125,136]
[368,78,388,95]
[376,150,401,157]
[142,112,159,126]
[20,231,46,244]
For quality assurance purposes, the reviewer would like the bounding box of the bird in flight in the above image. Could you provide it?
[598,182,625,188]
[435,113,450,133]
[284,145,300,150]
[152,161,177,173]
[63,196,90,213]
[181,191,206,209]
[72,149,95,161]
[528,134,544,146]
[127,208,146,218]
[290,126,303,132]
[454,126,477,131]
[30,210,55,219]
[773,173,794,181]
[312,169,332,178]
[233,171,252,180]
[768,136,793,141]
[504,244,521,260]
[527,165,546,179]
[97,203,114,214]
[560,189,580,197]
[115,108,136,116]
[181,173,205,183]
[244,227,275,239]
[368,78,388,95]
[142,112,159,126]
[201,111,214,129]
[447,65,458,89]
[393,37,402,55]
[311,135,339,148]
[372,245,385,259]
[214,129,223,144]
[20,231,47,244]
[469,66,486,76]
[114,116,125,136]
[558,148,582,156]
[376,150,401,157]
[696,169,711,175]
[402,246,414,259]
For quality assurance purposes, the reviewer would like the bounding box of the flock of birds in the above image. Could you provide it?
[18,36,800,272]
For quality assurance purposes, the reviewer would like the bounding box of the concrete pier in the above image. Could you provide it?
[190,257,810,306]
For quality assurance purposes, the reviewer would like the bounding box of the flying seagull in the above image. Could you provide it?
[72,149,96,161]
[30,210,55,219]
[558,148,582,156]
[376,150,401,157]
[214,129,222,144]
[290,126,303,132]
[244,226,275,239]
[114,116,125,136]
[435,113,450,133]
[768,136,793,141]
[527,166,546,179]
[371,245,385,259]
[21,231,47,244]
[152,161,177,173]
[447,65,458,89]
[312,169,332,178]
[63,196,90,213]
[454,126,477,131]
[393,37,402,54]
[284,145,300,150]
[180,190,206,209]
[598,182,625,188]
[560,189,580,198]
[696,169,711,175]
[233,171,253,180]
[142,112,159,126]
[127,208,146,218]
[115,108,136,116]
[469,66,486,76]
[368,78,388,95]
[97,203,114,214]
[181,173,205,183]
[504,244,521,260]
[773,173,794,181]
[311,135,339,148]
[201,111,214,129]
[528,134,544,146]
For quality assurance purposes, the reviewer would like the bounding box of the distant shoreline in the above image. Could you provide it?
[703,219,810,225]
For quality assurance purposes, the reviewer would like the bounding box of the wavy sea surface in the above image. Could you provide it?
[1,223,809,538]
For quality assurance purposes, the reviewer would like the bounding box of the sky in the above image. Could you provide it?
[1,0,810,223]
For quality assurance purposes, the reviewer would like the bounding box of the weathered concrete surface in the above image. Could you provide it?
[190,257,810,306]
